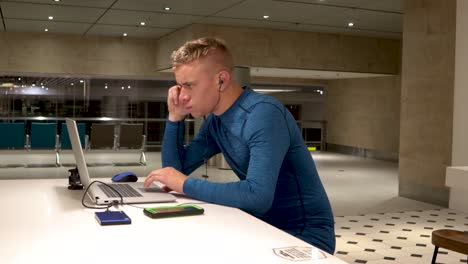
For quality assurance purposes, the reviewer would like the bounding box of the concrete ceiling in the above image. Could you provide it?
[0,0,402,39]
[0,0,402,80]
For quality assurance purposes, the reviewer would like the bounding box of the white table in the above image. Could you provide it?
[0,179,346,264]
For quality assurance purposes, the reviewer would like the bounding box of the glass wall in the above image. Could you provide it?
[0,75,325,149]
[0,76,185,148]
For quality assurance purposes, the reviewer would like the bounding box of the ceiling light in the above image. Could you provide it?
[127,85,131,89]
[123,33,128,37]
[262,15,270,19]
[253,88,299,93]
[139,22,146,26]
[121,86,125,90]
[48,16,54,20]
[70,83,74,86]
[104,85,108,89]
[79,80,84,83]
[164,7,171,11]
[54,0,61,2]
[18,77,21,81]
[44,28,49,32]
[348,22,354,27]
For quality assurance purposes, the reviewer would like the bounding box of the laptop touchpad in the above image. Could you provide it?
[139,187,164,193]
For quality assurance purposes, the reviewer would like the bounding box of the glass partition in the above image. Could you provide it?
[1,75,324,149]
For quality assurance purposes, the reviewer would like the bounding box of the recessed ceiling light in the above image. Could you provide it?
[123,33,128,37]
[348,22,354,27]
[121,86,125,90]
[164,7,171,11]
[262,15,270,19]
[54,0,61,2]
[48,16,54,20]
[44,28,49,32]
[127,85,131,89]
[140,21,146,26]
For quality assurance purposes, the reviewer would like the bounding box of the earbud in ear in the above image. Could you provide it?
[218,79,224,91]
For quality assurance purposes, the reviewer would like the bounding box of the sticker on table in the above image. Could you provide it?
[273,246,326,261]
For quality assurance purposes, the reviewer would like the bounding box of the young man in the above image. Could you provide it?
[144,37,335,254]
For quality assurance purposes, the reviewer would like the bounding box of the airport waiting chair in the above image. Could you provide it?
[0,122,26,149]
[60,122,86,149]
[89,123,116,150]
[88,123,117,167]
[115,123,147,166]
[27,122,59,167]
[58,122,87,166]
[0,122,26,168]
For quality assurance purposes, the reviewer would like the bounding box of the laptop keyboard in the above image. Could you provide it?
[98,183,143,198]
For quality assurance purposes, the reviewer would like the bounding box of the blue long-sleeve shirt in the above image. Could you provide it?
[162,87,335,254]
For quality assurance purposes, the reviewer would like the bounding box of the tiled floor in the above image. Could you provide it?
[1,150,466,263]
[334,208,468,264]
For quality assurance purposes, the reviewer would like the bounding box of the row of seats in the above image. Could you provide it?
[0,122,146,167]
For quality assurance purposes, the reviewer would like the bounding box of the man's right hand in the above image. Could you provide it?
[167,85,189,122]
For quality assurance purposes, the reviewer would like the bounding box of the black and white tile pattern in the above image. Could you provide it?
[334,209,468,264]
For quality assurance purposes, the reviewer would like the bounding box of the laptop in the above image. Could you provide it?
[66,118,176,205]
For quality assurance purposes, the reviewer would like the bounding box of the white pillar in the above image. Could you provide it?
[451,0,468,165]
[446,0,468,212]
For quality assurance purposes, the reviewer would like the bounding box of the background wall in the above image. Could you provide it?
[302,103,324,123]
[156,24,401,74]
[325,76,401,159]
[0,32,160,78]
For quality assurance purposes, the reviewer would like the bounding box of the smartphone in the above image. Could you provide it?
[143,204,204,219]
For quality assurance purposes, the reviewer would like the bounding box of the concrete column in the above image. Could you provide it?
[399,0,456,206]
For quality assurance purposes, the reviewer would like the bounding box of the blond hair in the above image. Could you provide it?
[171,37,234,72]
